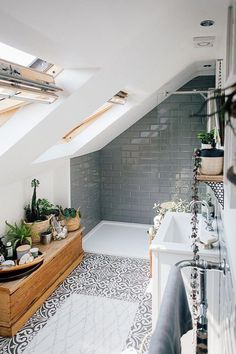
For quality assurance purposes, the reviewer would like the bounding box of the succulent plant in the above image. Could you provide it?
[5,220,32,250]
[57,206,81,219]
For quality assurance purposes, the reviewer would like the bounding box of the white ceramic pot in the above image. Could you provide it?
[200,156,223,175]
[16,244,31,260]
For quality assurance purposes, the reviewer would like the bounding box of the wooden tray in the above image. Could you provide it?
[0,252,45,273]
[0,261,43,282]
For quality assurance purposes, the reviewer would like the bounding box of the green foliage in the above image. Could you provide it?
[197,130,215,144]
[5,220,32,250]
[153,198,189,217]
[25,179,57,222]
[57,206,81,220]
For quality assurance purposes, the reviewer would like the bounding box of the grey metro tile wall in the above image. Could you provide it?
[71,76,211,228]
[71,151,101,234]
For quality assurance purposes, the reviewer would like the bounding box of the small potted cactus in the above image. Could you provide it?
[24,179,56,242]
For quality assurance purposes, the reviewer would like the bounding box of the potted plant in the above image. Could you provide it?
[199,140,224,175]
[5,220,32,251]
[40,226,52,245]
[197,130,215,149]
[58,206,81,232]
[193,83,236,182]
[24,179,56,242]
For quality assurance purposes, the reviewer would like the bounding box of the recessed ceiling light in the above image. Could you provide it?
[198,41,212,47]
[203,64,212,67]
[200,19,215,27]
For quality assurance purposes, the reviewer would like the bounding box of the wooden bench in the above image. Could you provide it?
[0,228,84,337]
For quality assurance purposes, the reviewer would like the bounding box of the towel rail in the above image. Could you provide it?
[175,258,229,275]
[176,258,229,353]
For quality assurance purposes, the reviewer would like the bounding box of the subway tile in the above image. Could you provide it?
[71,77,208,225]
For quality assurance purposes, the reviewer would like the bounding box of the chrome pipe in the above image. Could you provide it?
[175,258,229,275]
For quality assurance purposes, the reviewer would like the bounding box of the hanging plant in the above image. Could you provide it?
[192,83,236,135]
[192,83,236,186]
[190,149,201,347]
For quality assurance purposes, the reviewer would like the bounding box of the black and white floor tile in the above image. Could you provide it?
[0,253,152,354]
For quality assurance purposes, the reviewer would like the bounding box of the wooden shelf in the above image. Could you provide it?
[0,228,84,336]
[197,174,223,183]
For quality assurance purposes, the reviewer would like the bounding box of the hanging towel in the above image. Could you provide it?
[148,266,192,354]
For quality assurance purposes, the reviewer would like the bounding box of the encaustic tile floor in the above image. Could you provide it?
[0,253,152,354]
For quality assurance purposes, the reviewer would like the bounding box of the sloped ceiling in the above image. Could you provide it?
[0,0,230,184]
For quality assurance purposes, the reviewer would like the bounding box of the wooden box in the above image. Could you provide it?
[0,228,84,337]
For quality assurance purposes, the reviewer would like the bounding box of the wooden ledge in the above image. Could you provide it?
[197,174,223,183]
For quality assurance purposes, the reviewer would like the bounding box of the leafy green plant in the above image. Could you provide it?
[5,220,32,250]
[153,198,189,217]
[192,83,236,135]
[57,206,81,219]
[197,130,215,144]
[24,179,58,222]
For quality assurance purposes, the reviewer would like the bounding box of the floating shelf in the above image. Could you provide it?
[197,174,224,208]
[197,174,223,183]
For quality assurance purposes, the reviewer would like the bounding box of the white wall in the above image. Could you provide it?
[0,159,70,235]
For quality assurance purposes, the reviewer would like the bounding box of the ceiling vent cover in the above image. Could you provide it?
[193,36,215,48]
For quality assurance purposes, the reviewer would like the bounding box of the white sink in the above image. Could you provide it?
[151,212,220,354]
[160,212,192,244]
[154,212,218,254]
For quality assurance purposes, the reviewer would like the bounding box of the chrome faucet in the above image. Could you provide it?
[189,200,214,231]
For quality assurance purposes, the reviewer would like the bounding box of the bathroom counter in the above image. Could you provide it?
[0,228,84,337]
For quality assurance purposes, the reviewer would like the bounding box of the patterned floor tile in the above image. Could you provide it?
[0,253,151,354]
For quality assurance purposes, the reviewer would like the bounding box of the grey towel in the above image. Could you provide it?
[148,266,192,354]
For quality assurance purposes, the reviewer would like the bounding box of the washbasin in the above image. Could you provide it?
[151,211,220,354]
[161,212,192,244]
[154,211,218,253]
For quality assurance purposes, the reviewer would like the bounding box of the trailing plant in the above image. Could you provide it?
[5,220,32,250]
[197,130,214,144]
[24,179,58,222]
[190,148,201,347]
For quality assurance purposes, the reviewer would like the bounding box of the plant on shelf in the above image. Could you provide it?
[192,82,236,184]
[24,179,58,223]
[57,206,81,232]
[24,179,56,241]
[197,130,214,148]
[5,220,32,250]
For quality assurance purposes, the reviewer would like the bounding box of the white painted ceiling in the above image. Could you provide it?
[0,0,230,184]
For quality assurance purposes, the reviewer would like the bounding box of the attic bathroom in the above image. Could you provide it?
[0,1,235,354]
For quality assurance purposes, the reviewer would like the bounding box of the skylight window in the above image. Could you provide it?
[61,91,128,142]
[0,42,36,66]
[0,42,63,125]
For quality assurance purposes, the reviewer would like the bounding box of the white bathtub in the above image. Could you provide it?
[151,212,220,354]
[83,220,151,259]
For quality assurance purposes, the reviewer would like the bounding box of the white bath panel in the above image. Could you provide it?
[83,221,151,259]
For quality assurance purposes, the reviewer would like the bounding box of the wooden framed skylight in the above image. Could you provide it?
[61,90,128,143]
[0,42,63,126]
[61,103,113,142]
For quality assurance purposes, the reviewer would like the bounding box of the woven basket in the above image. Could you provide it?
[65,216,81,232]
[25,217,51,243]
[200,157,223,175]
